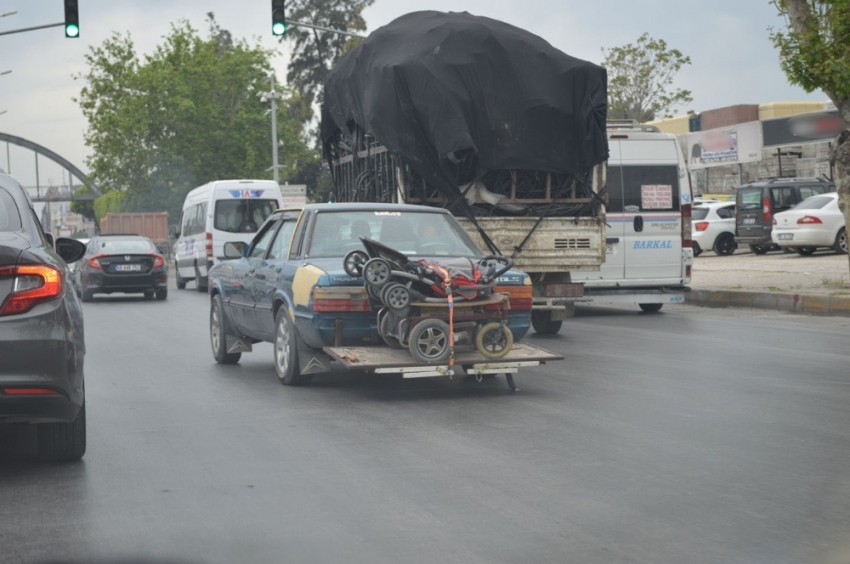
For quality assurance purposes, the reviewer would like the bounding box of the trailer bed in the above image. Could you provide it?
[323,342,563,378]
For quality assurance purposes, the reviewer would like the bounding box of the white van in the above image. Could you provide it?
[572,122,693,312]
[172,180,283,291]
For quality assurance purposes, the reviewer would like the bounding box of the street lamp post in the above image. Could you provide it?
[258,75,284,185]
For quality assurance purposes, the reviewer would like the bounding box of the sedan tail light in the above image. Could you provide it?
[312,287,371,313]
[87,253,107,270]
[148,253,165,268]
[797,216,823,225]
[694,222,709,232]
[0,264,63,316]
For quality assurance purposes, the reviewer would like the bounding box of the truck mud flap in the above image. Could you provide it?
[322,342,563,376]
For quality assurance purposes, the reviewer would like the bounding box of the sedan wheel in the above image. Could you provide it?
[835,228,848,255]
[274,307,311,386]
[210,294,240,364]
[37,399,86,462]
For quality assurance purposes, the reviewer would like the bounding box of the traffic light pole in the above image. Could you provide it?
[0,22,63,37]
[285,20,366,39]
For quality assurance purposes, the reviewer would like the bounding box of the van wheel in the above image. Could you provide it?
[531,310,563,335]
[639,303,663,313]
[834,228,848,255]
[714,233,737,256]
[749,244,769,255]
[175,263,187,289]
[210,294,241,364]
[795,247,816,256]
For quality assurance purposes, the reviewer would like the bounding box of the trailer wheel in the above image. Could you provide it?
[475,323,513,360]
[531,310,562,335]
[408,319,451,364]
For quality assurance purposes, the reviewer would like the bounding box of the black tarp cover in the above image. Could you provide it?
[321,10,608,203]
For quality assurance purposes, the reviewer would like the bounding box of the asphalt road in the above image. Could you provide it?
[2,285,850,564]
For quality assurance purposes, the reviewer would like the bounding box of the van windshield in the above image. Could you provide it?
[738,188,762,210]
[214,199,278,233]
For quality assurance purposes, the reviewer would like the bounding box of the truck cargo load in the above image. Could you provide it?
[99,212,170,255]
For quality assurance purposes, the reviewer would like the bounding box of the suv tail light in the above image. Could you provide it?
[763,196,772,222]
[694,221,709,232]
[312,287,371,313]
[148,253,165,268]
[87,253,106,270]
[797,215,822,225]
[681,203,692,248]
[205,232,213,259]
[0,264,63,316]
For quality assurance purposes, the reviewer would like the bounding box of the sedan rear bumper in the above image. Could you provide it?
[85,268,168,293]
[771,229,834,247]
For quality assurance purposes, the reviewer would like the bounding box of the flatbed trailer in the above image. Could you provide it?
[323,343,563,391]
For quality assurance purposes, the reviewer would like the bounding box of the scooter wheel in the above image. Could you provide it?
[343,250,369,277]
[408,318,451,364]
[475,323,513,360]
[363,258,392,288]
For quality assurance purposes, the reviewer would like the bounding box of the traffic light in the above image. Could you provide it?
[64,0,79,38]
[271,0,286,36]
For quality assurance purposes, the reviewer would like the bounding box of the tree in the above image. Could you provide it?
[601,33,693,122]
[75,14,314,222]
[282,0,373,105]
[771,0,850,277]
[70,186,96,222]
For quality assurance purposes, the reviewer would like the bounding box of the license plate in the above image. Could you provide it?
[743,218,756,225]
[115,264,142,272]
[777,233,793,241]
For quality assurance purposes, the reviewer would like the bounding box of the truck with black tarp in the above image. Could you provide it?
[321,11,609,334]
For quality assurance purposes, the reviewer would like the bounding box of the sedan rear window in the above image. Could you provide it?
[94,238,155,254]
[0,187,22,231]
[792,196,833,210]
[692,207,709,220]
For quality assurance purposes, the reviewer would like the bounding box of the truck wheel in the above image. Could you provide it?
[175,262,187,289]
[37,399,86,462]
[531,310,562,335]
[210,294,241,364]
[639,303,663,313]
[274,307,312,386]
[408,318,451,364]
[475,323,513,360]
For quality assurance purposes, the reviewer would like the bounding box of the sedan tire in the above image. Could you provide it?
[835,228,848,255]
[156,287,168,301]
[37,399,86,462]
[210,294,241,364]
[274,307,311,386]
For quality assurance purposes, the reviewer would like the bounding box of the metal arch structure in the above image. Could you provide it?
[0,132,102,197]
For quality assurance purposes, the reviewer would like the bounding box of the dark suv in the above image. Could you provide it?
[0,173,88,461]
[735,178,835,254]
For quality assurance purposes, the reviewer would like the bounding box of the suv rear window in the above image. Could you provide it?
[692,207,709,220]
[0,187,22,231]
[738,188,762,210]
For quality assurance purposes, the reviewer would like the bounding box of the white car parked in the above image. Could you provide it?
[771,192,848,255]
[692,201,737,256]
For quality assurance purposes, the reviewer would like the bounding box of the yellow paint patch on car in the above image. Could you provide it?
[292,265,325,307]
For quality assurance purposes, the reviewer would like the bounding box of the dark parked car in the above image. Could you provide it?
[208,203,534,386]
[74,235,168,301]
[0,173,88,461]
[735,177,835,254]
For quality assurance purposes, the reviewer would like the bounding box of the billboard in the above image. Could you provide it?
[761,110,847,148]
[687,121,762,169]
[279,184,307,205]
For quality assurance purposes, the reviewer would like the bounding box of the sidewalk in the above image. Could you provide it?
[686,249,850,316]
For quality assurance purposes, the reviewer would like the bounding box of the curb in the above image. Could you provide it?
[685,289,850,317]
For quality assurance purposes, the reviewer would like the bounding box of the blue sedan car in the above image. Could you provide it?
[207,203,534,385]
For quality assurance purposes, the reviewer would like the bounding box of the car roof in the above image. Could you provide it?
[273,203,453,214]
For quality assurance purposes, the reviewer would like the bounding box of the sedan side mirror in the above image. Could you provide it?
[223,241,245,259]
[55,237,87,264]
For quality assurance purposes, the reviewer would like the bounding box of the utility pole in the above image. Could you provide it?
[258,75,284,184]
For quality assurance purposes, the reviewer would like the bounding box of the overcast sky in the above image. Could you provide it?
[0,0,823,188]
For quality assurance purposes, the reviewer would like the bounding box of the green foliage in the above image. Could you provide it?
[282,0,374,104]
[770,0,850,118]
[92,190,126,222]
[70,186,96,222]
[75,14,315,222]
[601,33,693,122]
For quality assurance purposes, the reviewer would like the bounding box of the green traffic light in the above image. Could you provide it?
[272,22,286,36]
[65,23,79,38]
